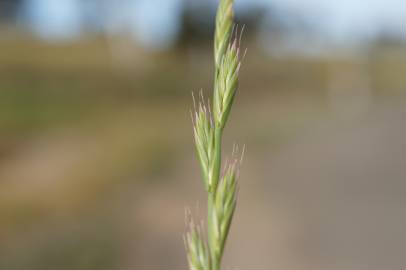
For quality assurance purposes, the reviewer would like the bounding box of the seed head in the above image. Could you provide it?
[215,0,235,69]
[209,157,239,259]
[185,218,211,270]
[193,93,215,191]
[213,36,242,129]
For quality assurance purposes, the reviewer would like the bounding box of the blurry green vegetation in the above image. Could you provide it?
[1,39,405,136]
[0,214,121,270]
[1,38,406,270]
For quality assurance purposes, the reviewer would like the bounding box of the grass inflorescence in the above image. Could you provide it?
[185,1,244,270]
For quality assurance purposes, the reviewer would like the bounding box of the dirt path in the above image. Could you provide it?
[230,103,406,270]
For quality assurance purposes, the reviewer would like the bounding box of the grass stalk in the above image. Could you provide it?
[185,1,243,270]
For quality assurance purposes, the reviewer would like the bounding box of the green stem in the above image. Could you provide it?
[207,193,216,270]
[208,127,222,270]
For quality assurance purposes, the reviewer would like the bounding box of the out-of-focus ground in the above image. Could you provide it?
[0,37,406,270]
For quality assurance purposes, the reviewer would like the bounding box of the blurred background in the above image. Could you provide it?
[1,0,406,269]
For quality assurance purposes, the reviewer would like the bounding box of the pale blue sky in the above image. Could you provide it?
[24,0,406,46]
[267,0,406,40]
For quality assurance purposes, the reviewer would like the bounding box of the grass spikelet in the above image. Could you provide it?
[193,93,215,191]
[213,35,242,129]
[185,215,211,270]
[210,159,238,260]
[215,0,235,69]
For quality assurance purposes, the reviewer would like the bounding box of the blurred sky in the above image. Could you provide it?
[269,0,406,40]
[18,0,406,48]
